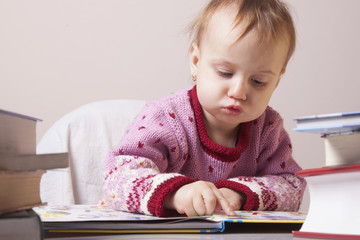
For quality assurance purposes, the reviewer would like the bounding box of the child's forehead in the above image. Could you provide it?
[202,4,287,51]
[200,5,289,69]
[192,0,294,71]
[203,6,257,46]
[206,6,241,38]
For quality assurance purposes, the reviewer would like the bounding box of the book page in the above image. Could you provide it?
[34,204,306,223]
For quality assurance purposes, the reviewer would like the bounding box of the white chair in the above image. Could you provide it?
[37,99,146,205]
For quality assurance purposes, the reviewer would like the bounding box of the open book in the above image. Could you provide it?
[33,204,306,234]
[294,164,360,239]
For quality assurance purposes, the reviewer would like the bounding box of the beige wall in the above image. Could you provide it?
[1,0,360,211]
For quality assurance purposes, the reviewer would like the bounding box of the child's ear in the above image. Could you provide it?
[189,43,200,74]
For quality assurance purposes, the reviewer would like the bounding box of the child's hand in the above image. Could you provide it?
[218,188,245,211]
[164,181,236,217]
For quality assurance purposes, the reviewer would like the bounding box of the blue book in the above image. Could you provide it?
[293,111,360,135]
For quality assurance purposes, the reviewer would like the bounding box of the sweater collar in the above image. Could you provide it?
[189,86,251,162]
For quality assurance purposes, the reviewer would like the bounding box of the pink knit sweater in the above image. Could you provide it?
[102,87,305,217]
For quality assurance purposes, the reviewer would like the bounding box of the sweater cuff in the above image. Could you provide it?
[215,180,260,210]
[147,176,195,217]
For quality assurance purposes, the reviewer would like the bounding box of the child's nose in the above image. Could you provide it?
[228,77,247,101]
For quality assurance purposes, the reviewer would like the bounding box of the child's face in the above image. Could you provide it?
[190,7,289,131]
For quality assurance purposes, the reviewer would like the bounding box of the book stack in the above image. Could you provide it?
[292,111,360,239]
[0,109,68,240]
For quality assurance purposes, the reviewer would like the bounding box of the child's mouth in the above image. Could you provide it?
[223,105,243,115]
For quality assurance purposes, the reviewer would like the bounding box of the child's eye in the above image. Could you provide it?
[217,70,233,78]
[251,78,265,87]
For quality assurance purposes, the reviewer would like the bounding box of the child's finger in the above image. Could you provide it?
[184,204,197,217]
[212,188,236,216]
[201,187,217,215]
[193,193,206,216]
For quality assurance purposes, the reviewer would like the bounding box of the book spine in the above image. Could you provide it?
[293,230,360,239]
[296,164,360,177]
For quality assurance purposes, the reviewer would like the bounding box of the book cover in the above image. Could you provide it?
[293,111,360,134]
[0,152,68,171]
[0,109,41,155]
[323,131,360,166]
[0,108,69,171]
[0,170,45,214]
[34,204,306,234]
[0,209,43,240]
[294,165,360,239]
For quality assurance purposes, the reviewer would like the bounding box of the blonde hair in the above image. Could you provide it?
[189,0,296,68]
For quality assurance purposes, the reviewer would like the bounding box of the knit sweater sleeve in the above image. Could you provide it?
[215,110,306,211]
[102,100,195,217]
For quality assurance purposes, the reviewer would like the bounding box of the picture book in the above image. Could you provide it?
[34,204,306,234]
[293,111,360,134]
